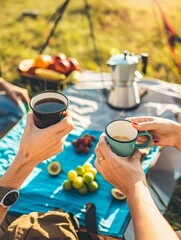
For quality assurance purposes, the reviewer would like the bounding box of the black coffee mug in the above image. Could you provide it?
[30,91,69,128]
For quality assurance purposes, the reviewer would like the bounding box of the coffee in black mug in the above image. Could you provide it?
[30,91,69,128]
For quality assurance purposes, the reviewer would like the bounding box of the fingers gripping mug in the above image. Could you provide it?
[105,119,153,157]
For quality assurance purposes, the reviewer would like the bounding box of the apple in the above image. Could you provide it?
[47,63,55,70]
[67,57,79,72]
[54,59,71,75]
[53,53,66,63]
[27,66,38,75]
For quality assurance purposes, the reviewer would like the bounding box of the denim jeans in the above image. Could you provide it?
[0,93,27,137]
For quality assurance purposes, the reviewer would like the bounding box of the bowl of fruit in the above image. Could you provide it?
[18,53,80,85]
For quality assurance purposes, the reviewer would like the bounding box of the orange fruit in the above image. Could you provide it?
[34,54,53,69]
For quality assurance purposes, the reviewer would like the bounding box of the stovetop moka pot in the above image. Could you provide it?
[106,50,148,109]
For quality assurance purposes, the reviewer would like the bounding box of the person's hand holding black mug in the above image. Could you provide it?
[30,91,69,128]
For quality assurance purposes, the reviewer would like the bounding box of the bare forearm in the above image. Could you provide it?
[0,77,10,92]
[127,182,179,240]
[176,231,181,239]
[0,77,5,90]
[0,151,36,223]
[174,123,181,151]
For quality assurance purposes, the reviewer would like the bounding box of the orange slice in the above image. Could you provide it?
[19,59,35,72]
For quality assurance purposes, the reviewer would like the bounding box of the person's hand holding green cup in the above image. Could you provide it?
[105,119,153,157]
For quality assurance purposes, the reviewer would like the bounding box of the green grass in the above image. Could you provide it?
[0,0,180,231]
[0,0,181,85]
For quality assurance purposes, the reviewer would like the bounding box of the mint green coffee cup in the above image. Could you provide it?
[105,119,153,157]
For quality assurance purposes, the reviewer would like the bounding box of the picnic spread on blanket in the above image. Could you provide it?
[0,70,180,238]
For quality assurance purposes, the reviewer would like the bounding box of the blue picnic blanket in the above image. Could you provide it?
[0,115,159,237]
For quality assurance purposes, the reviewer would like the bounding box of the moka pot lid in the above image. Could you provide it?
[107,52,138,67]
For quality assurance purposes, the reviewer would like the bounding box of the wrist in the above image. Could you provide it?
[0,77,5,90]
[126,179,149,202]
[0,151,35,190]
[126,181,155,213]
[0,78,11,93]
[174,123,181,151]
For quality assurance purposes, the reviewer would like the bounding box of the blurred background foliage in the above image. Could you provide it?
[0,0,181,86]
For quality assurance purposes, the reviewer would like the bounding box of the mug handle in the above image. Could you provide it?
[135,131,153,149]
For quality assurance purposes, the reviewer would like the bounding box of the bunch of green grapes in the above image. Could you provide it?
[63,162,98,195]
